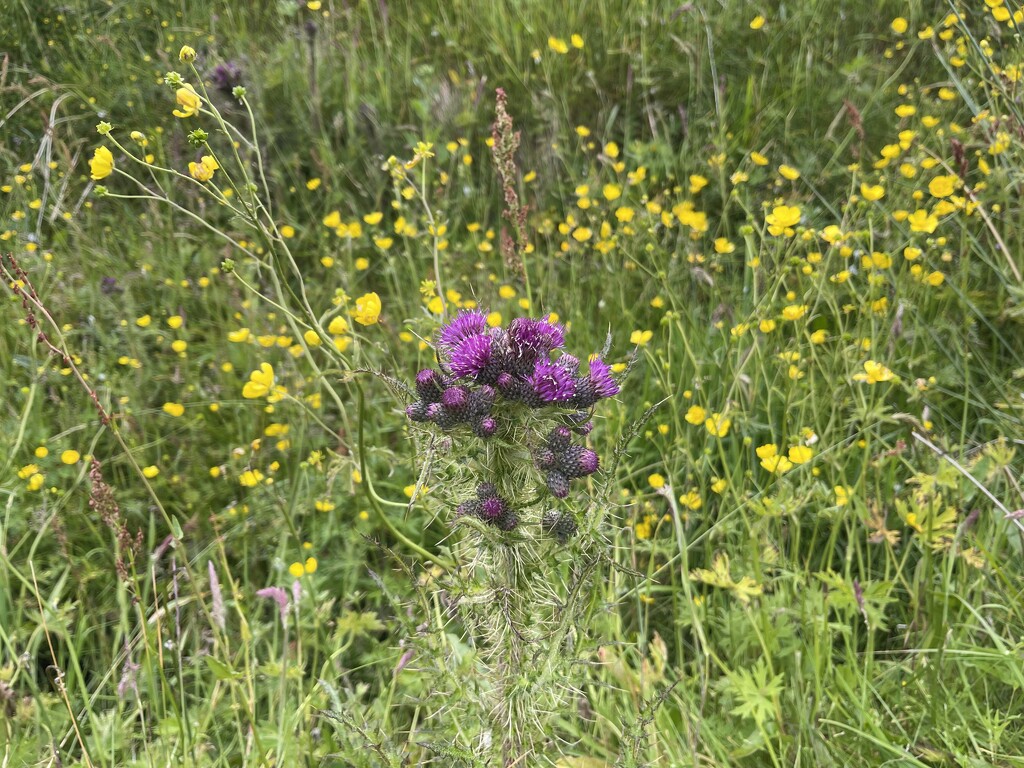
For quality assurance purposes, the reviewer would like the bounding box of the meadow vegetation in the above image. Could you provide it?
[2,1,1024,765]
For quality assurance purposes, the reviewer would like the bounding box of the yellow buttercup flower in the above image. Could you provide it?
[860,183,885,201]
[853,360,895,384]
[907,209,939,233]
[704,412,731,438]
[684,405,706,425]
[173,85,202,118]
[178,45,196,63]
[765,204,801,236]
[188,155,219,182]
[162,402,185,417]
[928,175,956,198]
[548,36,569,54]
[788,445,813,464]
[239,469,264,487]
[781,304,808,321]
[243,363,275,399]
[351,292,381,326]
[778,164,800,180]
[89,146,114,180]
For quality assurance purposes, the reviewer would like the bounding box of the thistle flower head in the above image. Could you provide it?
[556,353,580,374]
[407,312,619,526]
[438,310,489,350]
[507,317,565,361]
[211,61,243,94]
[449,334,492,379]
[528,359,576,403]
[481,497,506,520]
[470,385,496,415]
[587,358,619,398]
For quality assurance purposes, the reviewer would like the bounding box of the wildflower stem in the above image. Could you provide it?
[356,385,453,568]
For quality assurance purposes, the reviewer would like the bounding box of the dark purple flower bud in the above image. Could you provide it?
[557,445,598,478]
[437,310,489,350]
[415,368,446,402]
[456,499,482,518]
[441,386,470,413]
[448,334,492,380]
[470,385,496,416]
[211,61,243,95]
[573,420,594,435]
[556,445,585,477]
[495,510,519,531]
[476,482,498,500]
[534,447,556,471]
[528,359,576,403]
[481,497,506,520]
[546,470,570,498]
[428,402,459,430]
[473,416,498,438]
[497,372,528,401]
[541,510,578,543]
[577,448,600,476]
[547,426,573,451]
[572,377,598,408]
[406,401,431,422]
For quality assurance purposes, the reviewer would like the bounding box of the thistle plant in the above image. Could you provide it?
[406,309,620,764]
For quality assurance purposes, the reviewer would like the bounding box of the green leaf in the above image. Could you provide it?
[728,659,784,727]
[204,655,239,680]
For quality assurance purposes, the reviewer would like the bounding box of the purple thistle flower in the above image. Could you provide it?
[588,358,619,398]
[528,359,576,403]
[573,420,594,436]
[448,334,492,379]
[556,354,580,374]
[437,310,489,350]
[546,470,570,498]
[506,317,566,369]
[481,497,506,520]
[496,371,529,401]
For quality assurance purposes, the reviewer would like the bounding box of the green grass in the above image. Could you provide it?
[3,1,1024,765]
